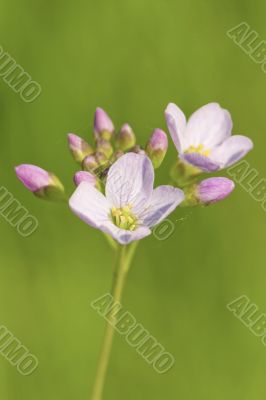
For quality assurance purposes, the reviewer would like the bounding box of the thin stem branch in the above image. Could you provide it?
[91,243,138,400]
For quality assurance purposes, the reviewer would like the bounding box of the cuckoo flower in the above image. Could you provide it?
[69,153,184,244]
[165,102,253,172]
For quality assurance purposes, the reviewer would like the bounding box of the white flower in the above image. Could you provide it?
[69,153,184,244]
[165,102,253,172]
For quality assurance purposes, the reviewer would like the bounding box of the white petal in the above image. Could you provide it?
[69,182,111,228]
[211,135,254,168]
[165,103,187,152]
[106,153,154,213]
[100,222,151,244]
[139,186,185,227]
[185,103,232,149]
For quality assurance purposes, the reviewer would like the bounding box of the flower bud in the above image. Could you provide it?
[198,177,235,204]
[82,155,98,171]
[145,129,168,168]
[15,164,65,201]
[74,171,98,187]
[96,139,113,158]
[183,177,235,206]
[94,107,114,140]
[116,124,136,151]
[67,133,93,163]
[95,151,109,166]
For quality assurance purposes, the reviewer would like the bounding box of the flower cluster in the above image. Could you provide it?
[15,103,253,244]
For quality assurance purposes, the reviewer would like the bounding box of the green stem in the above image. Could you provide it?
[103,233,118,251]
[91,243,138,400]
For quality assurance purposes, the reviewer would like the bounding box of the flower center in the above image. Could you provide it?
[111,205,138,231]
[185,144,210,157]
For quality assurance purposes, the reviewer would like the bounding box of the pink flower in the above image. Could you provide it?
[69,153,184,244]
[165,102,253,172]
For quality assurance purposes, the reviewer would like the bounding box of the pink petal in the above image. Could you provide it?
[140,186,185,227]
[182,153,220,172]
[105,153,154,213]
[165,103,187,152]
[186,103,232,149]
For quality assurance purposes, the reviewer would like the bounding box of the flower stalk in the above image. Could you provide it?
[91,242,138,400]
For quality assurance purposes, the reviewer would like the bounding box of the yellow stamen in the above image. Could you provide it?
[110,204,138,231]
[185,144,210,157]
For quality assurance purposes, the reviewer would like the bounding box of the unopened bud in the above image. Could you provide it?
[95,151,109,166]
[15,164,65,201]
[82,155,98,171]
[116,124,136,151]
[74,171,98,188]
[67,133,93,163]
[96,139,113,158]
[183,177,235,206]
[146,129,168,168]
[198,177,235,204]
[94,107,114,140]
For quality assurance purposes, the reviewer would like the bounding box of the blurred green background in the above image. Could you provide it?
[0,0,265,398]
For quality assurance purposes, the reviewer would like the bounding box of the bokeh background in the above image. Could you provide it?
[0,0,265,399]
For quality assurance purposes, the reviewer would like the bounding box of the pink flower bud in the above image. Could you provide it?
[96,139,113,158]
[197,177,235,204]
[74,171,97,187]
[15,164,65,201]
[15,164,52,192]
[146,129,168,168]
[67,133,93,163]
[116,123,136,151]
[94,107,114,140]
[82,155,98,171]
